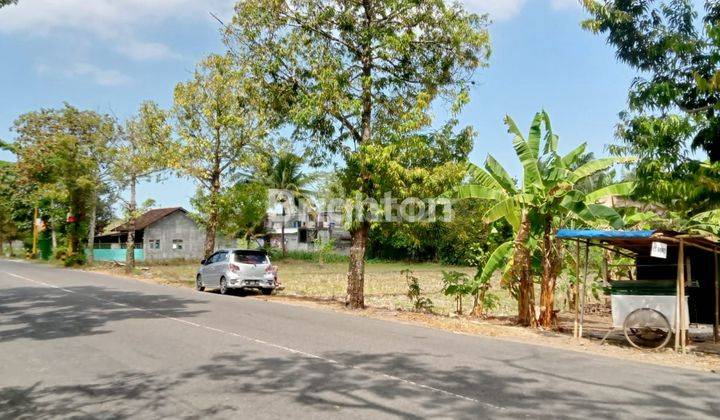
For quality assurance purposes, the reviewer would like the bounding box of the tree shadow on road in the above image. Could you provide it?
[4,348,717,419]
[0,286,206,342]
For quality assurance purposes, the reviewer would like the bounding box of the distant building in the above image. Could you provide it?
[265,206,351,253]
[93,207,231,262]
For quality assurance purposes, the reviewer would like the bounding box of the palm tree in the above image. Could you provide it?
[456,111,634,327]
[251,151,316,255]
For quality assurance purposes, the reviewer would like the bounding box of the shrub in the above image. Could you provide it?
[403,269,433,312]
[63,252,86,267]
[314,237,335,265]
[54,246,68,261]
[441,270,474,315]
[267,248,348,263]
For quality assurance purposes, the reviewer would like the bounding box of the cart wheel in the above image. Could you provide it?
[623,308,672,350]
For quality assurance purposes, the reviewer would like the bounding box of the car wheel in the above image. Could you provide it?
[261,288,273,296]
[219,277,228,295]
[196,275,205,292]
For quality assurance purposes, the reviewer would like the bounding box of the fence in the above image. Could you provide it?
[86,248,144,262]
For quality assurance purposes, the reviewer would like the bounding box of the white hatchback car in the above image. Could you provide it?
[196,249,278,295]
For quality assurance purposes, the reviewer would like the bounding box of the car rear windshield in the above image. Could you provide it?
[233,251,268,265]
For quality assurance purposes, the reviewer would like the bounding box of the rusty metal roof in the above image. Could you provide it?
[113,207,186,232]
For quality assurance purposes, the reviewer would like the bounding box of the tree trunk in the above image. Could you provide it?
[51,226,57,251]
[203,173,221,259]
[346,221,369,309]
[515,212,537,327]
[344,1,374,310]
[538,215,561,328]
[0,237,4,254]
[67,204,77,256]
[281,219,286,256]
[86,194,97,265]
[125,175,137,274]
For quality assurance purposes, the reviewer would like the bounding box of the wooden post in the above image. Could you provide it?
[579,241,590,338]
[714,250,718,344]
[675,243,681,352]
[679,240,687,353]
[573,239,580,339]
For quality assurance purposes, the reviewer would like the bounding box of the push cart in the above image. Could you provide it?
[556,229,719,352]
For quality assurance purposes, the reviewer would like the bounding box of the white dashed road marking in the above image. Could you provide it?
[1,270,507,411]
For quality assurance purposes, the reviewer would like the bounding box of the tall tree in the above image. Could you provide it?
[226,0,491,309]
[173,54,269,258]
[582,0,720,212]
[11,104,115,260]
[0,161,21,253]
[456,112,633,327]
[112,101,171,272]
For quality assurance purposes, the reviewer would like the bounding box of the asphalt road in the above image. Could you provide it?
[1,259,718,419]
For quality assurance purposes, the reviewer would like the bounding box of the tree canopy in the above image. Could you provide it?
[172,54,270,257]
[225,0,491,308]
[583,0,720,212]
[456,111,634,327]
[11,104,116,257]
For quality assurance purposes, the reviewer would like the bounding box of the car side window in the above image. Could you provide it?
[218,251,228,262]
[206,253,218,264]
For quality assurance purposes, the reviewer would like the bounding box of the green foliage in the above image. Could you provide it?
[112,100,172,215]
[172,54,270,255]
[172,54,268,185]
[226,0,492,305]
[455,111,634,326]
[314,236,335,265]
[583,0,720,212]
[191,182,268,242]
[366,199,513,265]
[11,104,116,257]
[245,149,316,253]
[403,269,433,313]
[53,246,68,261]
[0,161,22,244]
[250,149,316,197]
[362,124,485,264]
[267,248,348,264]
[0,0,18,7]
[456,111,633,280]
[441,270,474,315]
[63,251,86,267]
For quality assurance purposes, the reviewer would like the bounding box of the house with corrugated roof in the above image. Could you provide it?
[93,207,213,262]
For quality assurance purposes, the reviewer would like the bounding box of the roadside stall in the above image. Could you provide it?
[556,229,720,352]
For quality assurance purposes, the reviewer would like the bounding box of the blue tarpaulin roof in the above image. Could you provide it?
[556,229,656,240]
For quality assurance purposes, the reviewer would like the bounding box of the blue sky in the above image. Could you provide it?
[0,0,635,210]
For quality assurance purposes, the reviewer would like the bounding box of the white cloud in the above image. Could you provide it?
[116,40,181,61]
[0,0,233,60]
[36,62,131,86]
[0,0,232,36]
[550,0,581,10]
[461,0,527,21]
[460,0,581,21]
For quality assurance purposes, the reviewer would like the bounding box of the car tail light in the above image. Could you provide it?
[229,263,240,273]
[265,265,276,274]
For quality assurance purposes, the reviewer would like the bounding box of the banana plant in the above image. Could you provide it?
[455,111,635,327]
